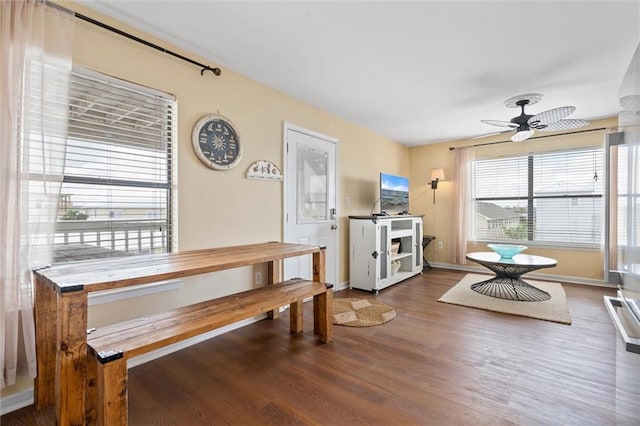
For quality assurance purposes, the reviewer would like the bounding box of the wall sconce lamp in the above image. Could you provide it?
[430,168,445,203]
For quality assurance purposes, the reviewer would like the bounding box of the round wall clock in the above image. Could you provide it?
[191,114,242,170]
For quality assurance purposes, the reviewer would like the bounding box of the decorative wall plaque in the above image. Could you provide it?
[246,160,283,181]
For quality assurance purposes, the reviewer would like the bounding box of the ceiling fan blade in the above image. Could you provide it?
[537,119,590,132]
[481,119,518,128]
[468,129,514,140]
[528,106,576,127]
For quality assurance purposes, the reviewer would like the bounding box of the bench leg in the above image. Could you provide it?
[290,300,304,333]
[96,358,128,426]
[86,353,98,424]
[313,289,333,343]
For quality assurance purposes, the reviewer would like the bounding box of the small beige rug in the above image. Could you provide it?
[438,273,571,324]
[333,298,396,327]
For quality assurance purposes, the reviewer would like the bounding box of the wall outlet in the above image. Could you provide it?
[437,241,444,250]
[255,271,262,285]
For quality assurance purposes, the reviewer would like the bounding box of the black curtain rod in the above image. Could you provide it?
[73,11,221,77]
[448,127,608,151]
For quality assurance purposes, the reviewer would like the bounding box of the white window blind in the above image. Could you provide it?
[53,68,175,263]
[473,147,603,247]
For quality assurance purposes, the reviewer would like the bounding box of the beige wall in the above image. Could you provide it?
[409,116,618,281]
[1,2,409,399]
[66,1,410,284]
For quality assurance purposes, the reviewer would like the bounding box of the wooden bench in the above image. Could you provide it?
[35,242,326,424]
[85,278,333,425]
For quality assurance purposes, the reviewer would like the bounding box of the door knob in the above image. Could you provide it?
[331,225,337,230]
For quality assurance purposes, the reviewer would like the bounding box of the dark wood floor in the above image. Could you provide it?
[3,269,638,425]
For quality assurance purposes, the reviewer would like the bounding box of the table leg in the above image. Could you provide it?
[470,276,551,301]
[56,291,88,425]
[469,261,552,302]
[422,236,435,270]
[267,260,280,319]
[34,276,57,409]
[312,249,326,335]
[312,248,326,284]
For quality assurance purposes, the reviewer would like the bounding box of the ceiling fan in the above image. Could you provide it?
[481,93,589,142]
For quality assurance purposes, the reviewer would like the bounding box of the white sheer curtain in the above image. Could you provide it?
[450,146,475,265]
[1,0,73,389]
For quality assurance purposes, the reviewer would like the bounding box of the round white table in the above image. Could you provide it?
[465,252,558,302]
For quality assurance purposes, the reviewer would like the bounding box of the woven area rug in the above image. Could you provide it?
[332,298,396,327]
[438,273,571,324]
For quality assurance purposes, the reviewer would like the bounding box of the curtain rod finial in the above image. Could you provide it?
[201,66,222,76]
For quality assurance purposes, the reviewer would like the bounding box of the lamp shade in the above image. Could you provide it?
[430,168,445,181]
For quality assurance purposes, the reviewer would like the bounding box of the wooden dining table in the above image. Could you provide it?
[33,241,325,425]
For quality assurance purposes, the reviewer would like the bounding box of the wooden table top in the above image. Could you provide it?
[35,242,322,293]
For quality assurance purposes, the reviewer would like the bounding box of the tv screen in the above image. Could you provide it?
[380,173,409,213]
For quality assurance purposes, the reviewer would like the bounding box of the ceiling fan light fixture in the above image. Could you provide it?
[511,129,534,142]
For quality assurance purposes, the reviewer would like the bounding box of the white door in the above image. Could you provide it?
[283,123,338,287]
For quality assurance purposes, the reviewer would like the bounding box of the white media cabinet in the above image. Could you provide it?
[349,215,423,293]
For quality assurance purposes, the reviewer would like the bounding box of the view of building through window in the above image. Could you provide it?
[472,147,603,247]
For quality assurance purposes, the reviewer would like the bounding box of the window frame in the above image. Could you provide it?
[472,146,604,249]
[53,66,177,263]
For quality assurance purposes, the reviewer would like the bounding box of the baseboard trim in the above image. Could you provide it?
[0,388,34,416]
[429,262,616,288]
[335,280,349,291]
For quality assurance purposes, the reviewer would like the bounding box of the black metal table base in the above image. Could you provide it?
[470,276,551,302]
[466,252,557,302]
[422,235,435,271]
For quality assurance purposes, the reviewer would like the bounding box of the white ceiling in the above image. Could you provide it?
[78,1,640,146]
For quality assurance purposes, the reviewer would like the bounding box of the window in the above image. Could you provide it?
[472,147,603,247]
[614,142,640,265]
[53,68,176,263]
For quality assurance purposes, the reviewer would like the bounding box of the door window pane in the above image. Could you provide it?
[297,146,328,222]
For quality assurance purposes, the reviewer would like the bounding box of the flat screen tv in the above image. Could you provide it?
[380,172,409,213]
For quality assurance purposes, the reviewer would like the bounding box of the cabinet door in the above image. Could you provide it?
[377,221,391,285]
[413,218,423,273]
[349,219,376,290]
